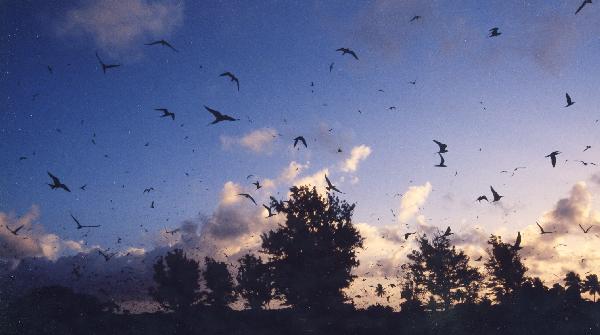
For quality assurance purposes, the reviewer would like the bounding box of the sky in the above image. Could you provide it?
[3,0,600,309]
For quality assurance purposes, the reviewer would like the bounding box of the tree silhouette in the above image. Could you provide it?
[583,274,600,302]
[399,270,423,313]
[236,253,273,309]
[484,235,527,303]
[149,248,201,313]
[203,257,236,308]
[261,185,363,311]
[405,233,482,310]
[375,283,386,298]
[564,271,582,305]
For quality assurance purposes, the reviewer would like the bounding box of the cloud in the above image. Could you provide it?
[56,0,184,55]
[398,182,432,223]
[221,128,278,154]
[341,145,372,173]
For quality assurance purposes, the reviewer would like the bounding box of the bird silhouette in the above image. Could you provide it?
[476,195,489,202]
[143,187,155,193]
[442,226,454,237]
[165,228,180,235]
[489,27,502,37]
[565,93,575,107]
[150,201,155,208]
[205,106,239,124]
[252,181,262,190]
[404,232,416,240]
[47,65,53,74]
[79,184,87,191]
[263,204,276,218]
[329,62,334,72]
[536,221,554,234]
[293,136,307,148]
[6,224,24,236]
[238,193,257,205]
[47,172,70,192]
[490,186,503,202]
[579,224,593,233]
[410,15,421,22]
[98,250,116,261]
[575,0,592,14]
[95,52,121,74]
[583,145,592,152]
[433,140,448,153]
[154,108,175,120]
[475,256,483,261]
[434,153,447,167]
[336,47,359,60]
[219,72,240,91]
[325,174,342,193]
[145,39,178,52]
[513,232,523,250]
[70,213,101,229]
[545,151,561,168]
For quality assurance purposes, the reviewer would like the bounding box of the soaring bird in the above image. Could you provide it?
[165,228,180,235]
[433,140,448,153]
[545,151,561,168]
[475,256,483,261]
[565,93,575,107]
[238,193,257,205]
[579,224,593,233]
[325,174,342,193]
[476,195,489,202]
[252,181,262,190]
[329,62,334,72]
[70,213,101,229]
[488,27,502,37]
[98,250,116,262]
[583,145,592,152]
[47,172,70,192]
[145,39,178,52]
[336,47,359,60]
[205,106,239,124]
[263,204,276,218]
[513,232,523,250]
[575,0,592,15]
[95,52,121,74]
[410,15,421,22]
[219,72,240,91]
[434,153,447,167]
[6,225,24,236]
[293,136,307,148]
[143,187,155,193]
[442,226,454,237]
[47,65,53,74]
[79,184,87,191]
[490,186,503,202]
[155,108,175,120]
[536,221,554,234]
[150,201,155,208]
[404,232,416,240]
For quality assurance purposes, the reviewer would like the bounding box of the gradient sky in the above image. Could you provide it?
[3,0,600,307]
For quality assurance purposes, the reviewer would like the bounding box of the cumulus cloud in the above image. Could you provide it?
[221,128,278,154]
[398,182,432,223]
[56,0,184,55]
[341,145,372,172]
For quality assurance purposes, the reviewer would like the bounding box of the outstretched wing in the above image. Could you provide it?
[204,106,222,118]
[575,1,587,14]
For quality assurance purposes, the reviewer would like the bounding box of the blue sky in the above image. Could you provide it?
[3,1,600,293]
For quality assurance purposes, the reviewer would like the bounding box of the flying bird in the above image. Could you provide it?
[404,232,416,240]
[150,201,155,208]
[579,224,593,233]
[488,27,502,37]
[205,106,239,124]
[329,62,334,72]
[476,195,489,202]
[536,221,554,234]
[263,204,276,218]
[165,228,180,235]
[293,136,307,148]
[575,0,592,15]
[143,187,155,193]
[145,39,178,52]
[238,193,257,205]
[47,172,70,192]
[442,226,454,237]
[70,213,101,229]
[95,52,121,74]
[325,174,342,193]
[433,140,448,153]
[336,47,359,60]
[219,72,240,91]
[252,181,262,190]
[565,93,575,107]
[475,256,483,261]
[6,225,24,236]
[155,108,175,120]
[98,250,116,262]
[79,184,87,191]
[583,145,591,152]
[490,186,503,202]
[434,153,447,167]
[545,151,561,168]
[410,15,421,22]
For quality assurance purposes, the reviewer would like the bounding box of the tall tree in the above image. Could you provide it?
[203,257,236,308]
[236,254,273,310]
[149,249,201,313]
[484,235,527,303]
[261,185,363,311]
[405,233,482,310]
[564,271,583,304]
[583,274,600,302]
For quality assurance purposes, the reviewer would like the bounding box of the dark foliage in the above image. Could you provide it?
[236,253,273,309]
[203,257,236,308]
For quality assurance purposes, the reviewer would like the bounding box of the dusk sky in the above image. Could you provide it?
[3,0,600,308]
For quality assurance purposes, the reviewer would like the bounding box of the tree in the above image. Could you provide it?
[149,249,201,313]
[261,185,363,311]
[236,254,273,309]
[564,271,583,304]
[405,233,482,310]
[484,235,527,303]
[375,283,386,298]
[203,257,236,308]
[583,274,600,302]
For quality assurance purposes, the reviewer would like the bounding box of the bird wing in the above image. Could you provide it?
[145,41,161,46]
[204,106,222,118]
[349,50,359,60]
[490,186,499,198]
[536,221,543,232]
[566,93,572,105]
[220,72,232,79]
[438,153,445,165]
[575,1,587,14]
[61,184,71,192]
[325,174,333,188]
[164,41,178,52]
[48,172,60,184]
[95,52,104,65]
[550,155,557,167]
[300,137,307,147]
[13,225,24,234]
[70,213,81,227]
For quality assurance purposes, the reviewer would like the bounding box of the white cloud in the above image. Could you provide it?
[221,128,278,154]
[398,182,432,223]
[341,145,372,172]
